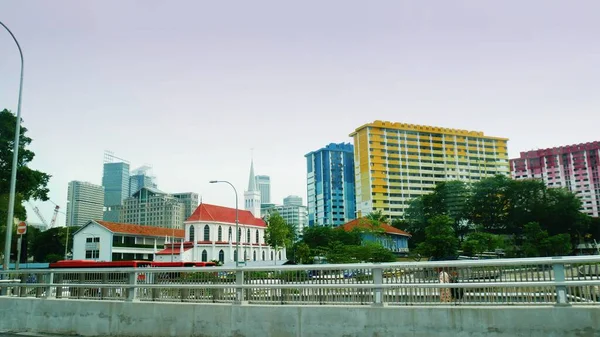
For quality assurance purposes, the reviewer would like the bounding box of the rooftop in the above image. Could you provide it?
[187,203,266,227]
[90,220,185,238]
[349,120,508,140]
[339,218,411,237]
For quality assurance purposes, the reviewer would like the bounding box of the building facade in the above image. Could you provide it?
[66,181,104,227]
[510,141,600,217]
[72,220,184,262]
[255,175,271,205]
[173,192,200,219]
[154,203,286,266]
[306,143,356,227]
[102,161,130,221]
[120,187,186,229]
[283,195,303,207]
[264,204,308,237]
[129,166,157,196]
[350,120,509,219]
[244,160,262,217]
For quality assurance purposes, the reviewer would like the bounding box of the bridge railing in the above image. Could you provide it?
[1,255,599,306]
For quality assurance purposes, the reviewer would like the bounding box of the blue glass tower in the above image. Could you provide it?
[305,143,356,227]
[102,162,130,221]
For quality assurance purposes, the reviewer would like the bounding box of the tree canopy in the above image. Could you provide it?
[1,109,51,262]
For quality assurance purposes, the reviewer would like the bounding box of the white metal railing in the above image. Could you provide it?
[0,255,599,306]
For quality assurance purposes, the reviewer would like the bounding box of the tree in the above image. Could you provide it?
[521,222,572,257]
[465,175,511,234]
[461,231,504,257]
[415,215,458,260]
[0,109,51,261]
[264,212,292,263]
[30,227,74,262]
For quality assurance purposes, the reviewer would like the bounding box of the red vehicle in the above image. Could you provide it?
[49,260,153,269]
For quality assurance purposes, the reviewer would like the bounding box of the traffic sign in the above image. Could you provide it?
[16,221,27,235]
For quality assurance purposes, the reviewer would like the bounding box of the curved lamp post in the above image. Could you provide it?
[1,21,24,271]
[209,180,239,267]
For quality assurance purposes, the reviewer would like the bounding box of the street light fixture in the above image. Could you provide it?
[209,180,239,267]
[1,21,25,271]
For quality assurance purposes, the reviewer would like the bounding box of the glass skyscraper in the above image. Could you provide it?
[255,175,271,204]
[305,143,356,227]
[66,181,104,227]
[102,162,130,221]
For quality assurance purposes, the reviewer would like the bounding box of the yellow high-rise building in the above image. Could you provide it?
[349,120,509,219]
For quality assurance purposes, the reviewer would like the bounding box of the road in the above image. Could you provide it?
[0,333,80,337]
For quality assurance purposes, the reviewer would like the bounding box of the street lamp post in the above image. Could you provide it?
[1,21,25,271]
[209,180,239,267]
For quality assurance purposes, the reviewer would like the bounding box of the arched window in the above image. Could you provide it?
[246,229,251,243]
[255,230,259,244]
[218,226,223,241]
[262,251,265,261]
[244,250,247,261]
[204,225,210,241]
[253,251,256,261]
[237,228,241,242]
[218,250,224,263]
[270,251,274,260]
[228,227,232,241]
[201,250,208,262]
[189,225,195,242]
[278,251,281,260]
[234,250,238,262]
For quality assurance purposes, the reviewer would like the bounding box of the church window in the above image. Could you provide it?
[255,230,259,243]
[253,251,256,261]
[201,250,208,262]
[247,229,251,243]
[218,226,223,241]
[218,250,224,263]
[189,225,195,242]
[204,225,210,241]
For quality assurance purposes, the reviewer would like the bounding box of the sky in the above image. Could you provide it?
[1,1,599,227]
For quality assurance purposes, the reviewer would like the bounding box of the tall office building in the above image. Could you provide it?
[350,120,509,219]
[173,192,200,219]
[129,166,157,196]
[120,187,186,229]
[305,143,356,227]
[66,181,104,227]
[510,141,600,217]
[255,175,271,204]
[283,195,303,207]
[102,152,130,221]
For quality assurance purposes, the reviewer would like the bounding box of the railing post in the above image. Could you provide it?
[44,272,55,298]
[126,271,139,302]
[553,263,569,306]
[372,266,385,306]
[235,269,246,304]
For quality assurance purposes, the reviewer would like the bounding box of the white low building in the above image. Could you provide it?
[155,203,286,266]
[72,220,184,261]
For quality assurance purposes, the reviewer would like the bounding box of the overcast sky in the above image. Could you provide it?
[1,1,599,226]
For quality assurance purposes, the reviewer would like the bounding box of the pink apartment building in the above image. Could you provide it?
[510,142,600,217]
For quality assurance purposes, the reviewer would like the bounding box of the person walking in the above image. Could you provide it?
[437,267,452,303]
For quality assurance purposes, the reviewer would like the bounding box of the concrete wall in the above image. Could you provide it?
[1,298,599,337]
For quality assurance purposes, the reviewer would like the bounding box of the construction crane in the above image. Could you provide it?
[26,201,61,229]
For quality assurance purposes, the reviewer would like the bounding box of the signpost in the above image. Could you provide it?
[15,221,26,270]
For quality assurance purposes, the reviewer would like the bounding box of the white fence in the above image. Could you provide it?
[1,256,599,306]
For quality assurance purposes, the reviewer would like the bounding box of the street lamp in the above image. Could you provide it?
[1,21,25,271]
[209,180,239,267]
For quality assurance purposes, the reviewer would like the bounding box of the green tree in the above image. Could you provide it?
[30,227,73,262]
[264,212,292,263]
[0,109,51,261]
[461,231,504,257]
[293,242,311,264]
[415,215,458,260]
[521,222,572,257]
[465,175,511,234]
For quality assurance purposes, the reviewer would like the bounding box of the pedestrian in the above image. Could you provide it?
[437,267,452,303]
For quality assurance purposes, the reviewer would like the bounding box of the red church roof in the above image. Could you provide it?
[186,203,266,227]
[95,220,185,238]
[339,218,411,237]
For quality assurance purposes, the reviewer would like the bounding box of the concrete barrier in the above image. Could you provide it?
[1,298,599,337]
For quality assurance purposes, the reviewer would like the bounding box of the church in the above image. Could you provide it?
[155,160,286,266]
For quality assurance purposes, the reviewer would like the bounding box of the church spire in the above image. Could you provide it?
[247,158,257,192]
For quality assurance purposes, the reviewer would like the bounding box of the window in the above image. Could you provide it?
[189,225,195,242]
[247,229,251,243]
[234,250,238,262]
[203,225,210,241]
[218,226,223,241]
[253,251,256,261]
[86,237,100,243]
[228,227,232,241]
[262,251,265,261]
[256,230,259,244]
[201,250,208,262]
[218,250,224,263]
[244,251,247,261]
[85,250,99,259]
[238,228,241,242]
[270,251,274,260]
[278,251,281,260]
